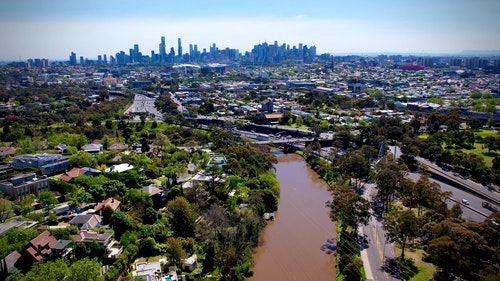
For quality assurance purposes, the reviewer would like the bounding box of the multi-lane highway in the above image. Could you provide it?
[390,146,500,222]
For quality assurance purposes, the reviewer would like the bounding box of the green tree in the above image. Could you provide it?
[39,191,58,212]
[70,150,94,167]
[167,197,197,238]
[69,258,104,281]
[166,237,187,268]
[0,196,13,223]
[138,237,158,257]
[327,184,370,229]
[21,259,69,281]
[483,135,499,152]
[14,194,35,216]
[111,211,134,240]
[384,209,418,259]
[340,150,370,189]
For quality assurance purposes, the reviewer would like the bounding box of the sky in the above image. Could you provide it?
[0,0,499,61]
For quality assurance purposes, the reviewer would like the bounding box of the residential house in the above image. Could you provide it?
[0,221,26,237]
[70,230,121,258]
[0,146,17,161]
[0,173,49,200]
[59,167,101,182]
[0,251,21,277]
[182,254,198,272]
[133,261,162,281]
[54,144,70,153]
[105,163,134,173]
[50,240,72,258]
[69,214,102,230]
[81,143,103,154]
[140,185,167,209]
[107,143,129,151]
[93,198,121,216]
[71,231,111,247]
[21,231,58,263]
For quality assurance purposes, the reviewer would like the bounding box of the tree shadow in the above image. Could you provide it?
[320,237,337,255]
[371,200,384,221]
[358,234,369,250]
[397,257,419,280]
[381,257,402,279]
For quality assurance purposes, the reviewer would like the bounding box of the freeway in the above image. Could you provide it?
[124,93,164,120]
[390,146,500,219]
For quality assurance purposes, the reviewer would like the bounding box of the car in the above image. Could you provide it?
[461,199,470,205]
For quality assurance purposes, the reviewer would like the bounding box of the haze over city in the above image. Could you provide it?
[1,0,500,61]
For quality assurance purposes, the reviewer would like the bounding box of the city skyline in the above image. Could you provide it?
[1,0,499,61]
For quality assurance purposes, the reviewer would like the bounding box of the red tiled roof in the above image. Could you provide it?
[24,231,58,262]
[60,168,87,182]
[95,198,121,213]
[0,147,17,156]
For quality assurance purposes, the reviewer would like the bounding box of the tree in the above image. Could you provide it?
[384,209,418,259]
[167,197,197,238]
[0,196,13,223]
[111,211,134,240]
[483,135,499,152]
[166,237,187,268]
[39,191,58,212]
[70,150,94,167]
[19,259,69,281]
[327,184,370,229]
[373,157,408,212]
[69,258,104,281]
[14,194,35,216]
[339,150,369,190]
[102,180,128,198]
[138,237,158,257]
[204,164,225,194]
[466,118,483,131]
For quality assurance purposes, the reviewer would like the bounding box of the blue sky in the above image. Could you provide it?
[1,0,499,60]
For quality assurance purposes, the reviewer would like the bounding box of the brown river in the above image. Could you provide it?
[249,153,336,281]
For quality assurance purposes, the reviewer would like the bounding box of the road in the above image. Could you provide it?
[124,93,164,120]
[390,145,500,217]
[360,183,401,281]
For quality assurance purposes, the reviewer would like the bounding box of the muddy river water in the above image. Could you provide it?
[249,153,336,281]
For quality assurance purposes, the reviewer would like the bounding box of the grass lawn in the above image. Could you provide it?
[417,133,429,140]
[458,142,498,167]
[475,129,499,139]
[395,247,436,281]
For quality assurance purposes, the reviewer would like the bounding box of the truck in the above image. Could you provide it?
[482,202,499,212]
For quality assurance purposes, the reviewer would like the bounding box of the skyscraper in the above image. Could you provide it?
[178,38,182,59]
[69,52,77,65]
[159,36,166,63]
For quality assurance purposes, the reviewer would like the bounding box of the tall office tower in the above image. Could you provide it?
[97,55,102,64]
[189,44,193,57]
[103,54,107,64]
[133,44,140,62]
[178,38,182,59]
[169,47,175,63]
[80,56,84,66]
[69,52,77,65]
[159,36,166,62]
[129,49,134,63]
